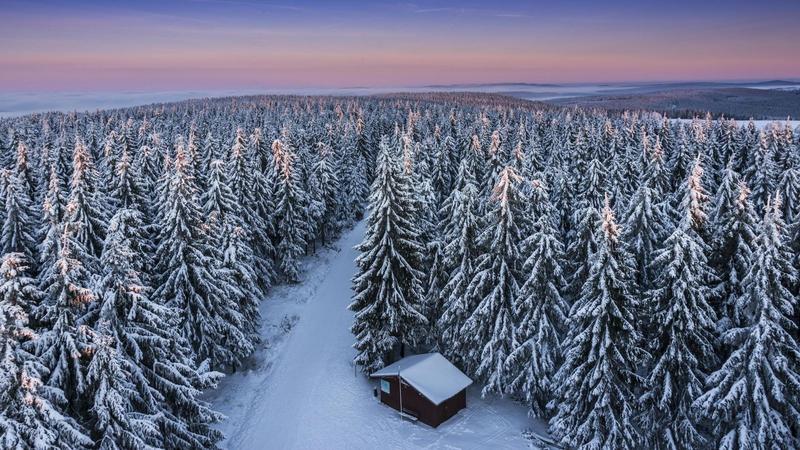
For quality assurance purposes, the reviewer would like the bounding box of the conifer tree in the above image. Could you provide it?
[683,158,712,241]
[712,168,758,326]
[749,131,777,214]
[0,253,92,449]
[1,170,39,265]
[550,196,646,450]
[110,145,147,215]
[339,132,369,223]
[431,127,453,205]
[668,126,695,193]
[200,131,222,181]
[37,166,66,293]
[153,142,252,368]
[85,331,161,449]
[249,164,277,288]
[349,137,427,373]
[437,161,481,365]
[639,166,719,449]
[312,142,341,244]
[201,159,238,225]
[100,208,223,449]
[14,141,37,205]
[228,128,266,243]
[271,138,308,283]
[222,224,261,346]
[694,196,800,450]
[461,166,525,394]
[623,146,669,291]
[65,138,107,262]
[776,159,800,226]
[505,179,567,417]
[34,224,97,412]
[133,143,160,211]
[565,157,606,300]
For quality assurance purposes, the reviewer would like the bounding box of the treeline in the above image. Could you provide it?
[0,96,396,449]
[350,108,800,449]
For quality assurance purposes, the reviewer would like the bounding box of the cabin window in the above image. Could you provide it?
[380,379,390,394]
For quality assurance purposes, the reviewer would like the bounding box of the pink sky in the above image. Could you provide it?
[2,0,799,91]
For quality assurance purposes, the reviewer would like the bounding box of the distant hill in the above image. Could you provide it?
[545,87,800,120]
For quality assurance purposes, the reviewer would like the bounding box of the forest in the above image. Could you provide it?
[0,93,799,449]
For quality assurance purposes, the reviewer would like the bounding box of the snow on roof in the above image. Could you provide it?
[370,353,473,405]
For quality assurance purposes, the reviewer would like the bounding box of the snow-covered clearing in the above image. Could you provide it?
[204,221,541,449]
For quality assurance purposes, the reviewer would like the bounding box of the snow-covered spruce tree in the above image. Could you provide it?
[711,167,758,327]
[564,201,601,301]
[338,130,370,224]
[91,208,162,448]
[110,144,147,215]
[639,166,720,449]
[401,135,442,329]
[132,142,160,210]
[53,132,73,191]
[431,126,453,206]
[710,162,745,245]
[270,138,308,283]
[776,157,800,226]
[682,157,713,242]
[200,131,222,182]
[36,166,66,294]
[694,196,800,450]
[153,142,252,369]
[349,136,427,373]
[300,143,325,254]
[423,226,446,347]
[0,252,93,449]
[0,253,41,321]
[312,142,341,245]
[14,140,37,205]
[228,128,271,272]
[249,160,277,288]
[84,330,161,449]
[33,223,97,416]
[65,138,107,264]
[748,131,777,215]
[622,145,669,291]
[436,161,481,365]
[1,170,39,266]
[99,208,223,449]
[550,196,647,450]
[565,157,606,300]
[222,223,261,347]
[151,145,174,225]
[479,130,505,202]
[460,166,526,395]
[668,126,695,194]
[505,178,567,418]
[100,131,120,190]
[201,159,239,225]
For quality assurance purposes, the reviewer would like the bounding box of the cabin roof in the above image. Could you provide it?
[369,353,473,405]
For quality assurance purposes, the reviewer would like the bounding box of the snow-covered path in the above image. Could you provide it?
[208,222,537,449]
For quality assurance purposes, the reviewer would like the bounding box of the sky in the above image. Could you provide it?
[1,0,799,92]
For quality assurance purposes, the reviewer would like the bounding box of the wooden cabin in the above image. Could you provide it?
[369,353,473,428]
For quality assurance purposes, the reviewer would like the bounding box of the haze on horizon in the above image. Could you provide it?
[2,0,799,92]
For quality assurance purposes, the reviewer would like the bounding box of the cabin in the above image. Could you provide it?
[369,353,473,428]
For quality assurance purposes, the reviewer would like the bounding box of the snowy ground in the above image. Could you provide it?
[204,221,542,449]
[672,118,799,129]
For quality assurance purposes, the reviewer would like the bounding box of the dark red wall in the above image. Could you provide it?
[377,376,466,427]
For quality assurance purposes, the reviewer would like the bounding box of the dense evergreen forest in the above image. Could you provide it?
[0,93,799,449]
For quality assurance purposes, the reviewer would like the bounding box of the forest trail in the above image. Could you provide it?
[210,221,536,449]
